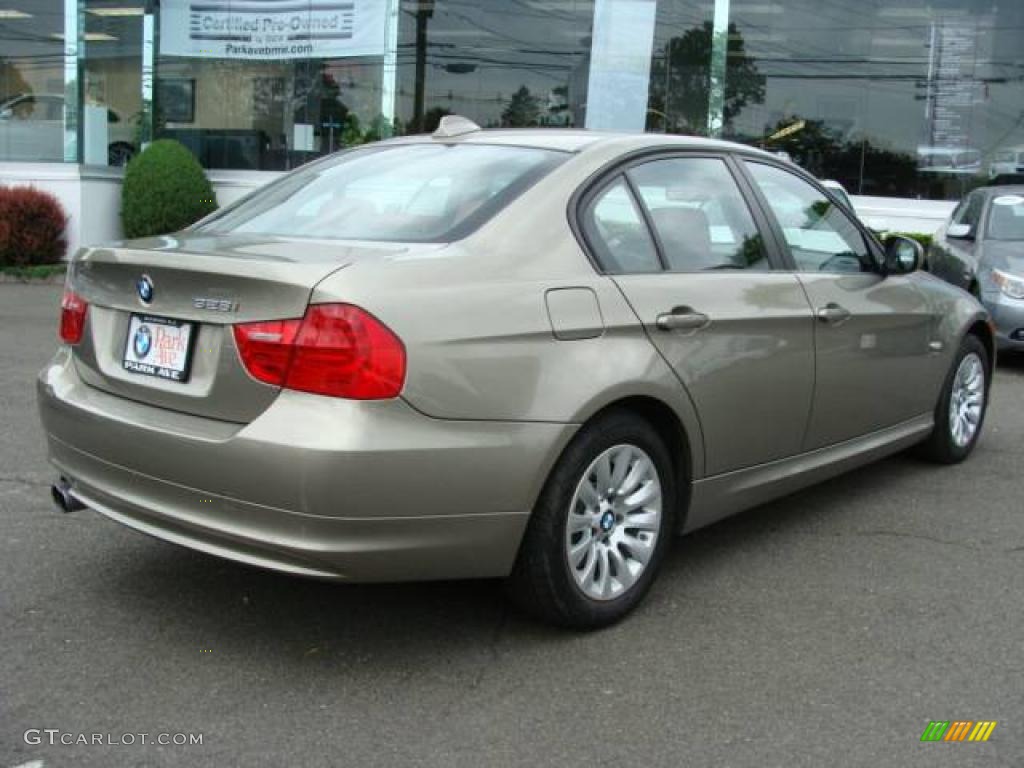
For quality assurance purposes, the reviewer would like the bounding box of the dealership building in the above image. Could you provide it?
[1,0,1021,252]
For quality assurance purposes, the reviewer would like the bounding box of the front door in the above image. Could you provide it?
[742,160,938,450]
[580,154,815,476]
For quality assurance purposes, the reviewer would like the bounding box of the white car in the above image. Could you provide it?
[917,146,982,176]
[0,93,135,165]
[988,146,1024,179]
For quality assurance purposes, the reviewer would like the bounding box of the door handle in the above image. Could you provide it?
[816,302,851,325]
[656,307,710,332]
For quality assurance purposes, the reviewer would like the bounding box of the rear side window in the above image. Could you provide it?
[629,157,770,271]
[198,143,565,243]
[582,177,661,274]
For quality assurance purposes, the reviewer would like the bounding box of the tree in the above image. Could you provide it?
[0,59,31,102]
[763,115,917,196]
[763,116,843,177]
[501,86,541,128]
[647,22,764,135]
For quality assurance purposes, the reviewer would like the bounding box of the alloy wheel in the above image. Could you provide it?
[564,444,662,601]
[949,351,985,448]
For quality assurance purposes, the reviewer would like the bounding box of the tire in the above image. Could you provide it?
[506,409,677,629]
[917,334,989,464]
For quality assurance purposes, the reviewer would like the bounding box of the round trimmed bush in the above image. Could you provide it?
[121,139,218,239]
[0,185,68,266]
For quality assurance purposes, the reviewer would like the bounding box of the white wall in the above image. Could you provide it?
[2,162,958,258]
[851,195,956,236]
[80,166,127,249]
[0,163,280,256]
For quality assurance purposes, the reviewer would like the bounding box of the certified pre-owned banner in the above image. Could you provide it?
[160,0,387,60]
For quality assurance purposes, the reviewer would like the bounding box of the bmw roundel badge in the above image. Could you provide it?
[133,324,152,359]
[137,274,154,304]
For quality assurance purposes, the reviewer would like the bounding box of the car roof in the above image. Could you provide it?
[381,125,779,160]
[976,185,1024,197]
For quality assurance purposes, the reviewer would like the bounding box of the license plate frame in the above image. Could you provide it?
[122,313,196,383]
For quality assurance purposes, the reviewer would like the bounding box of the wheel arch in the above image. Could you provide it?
[541,394,696,533]
[965,316,996,376]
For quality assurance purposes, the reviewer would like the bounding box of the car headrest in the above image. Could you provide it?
[649,207,713,270]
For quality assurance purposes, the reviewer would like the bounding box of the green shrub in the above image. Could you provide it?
[0,185,68,266]
[121,139,217,238]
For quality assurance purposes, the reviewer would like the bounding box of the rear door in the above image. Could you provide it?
[740,160,937,450]
[579,153,815,476]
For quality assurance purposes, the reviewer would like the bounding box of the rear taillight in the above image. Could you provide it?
[233,303,406,399]
[59,289,88,345]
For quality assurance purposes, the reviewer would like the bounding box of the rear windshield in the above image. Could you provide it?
[197,143,566,242]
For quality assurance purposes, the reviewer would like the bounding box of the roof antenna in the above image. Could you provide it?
[433,115,482,139]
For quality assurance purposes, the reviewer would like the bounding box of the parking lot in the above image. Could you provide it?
[2,283,1022,767]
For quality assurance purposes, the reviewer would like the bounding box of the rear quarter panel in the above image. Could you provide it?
[310,153,708,477]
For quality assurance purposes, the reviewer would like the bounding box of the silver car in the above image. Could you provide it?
[929,185,1024,352]
[39,117,993,628]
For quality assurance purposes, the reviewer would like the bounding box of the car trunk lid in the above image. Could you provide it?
[67,233,431,423]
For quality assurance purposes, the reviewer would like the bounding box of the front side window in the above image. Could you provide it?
[198,143,565,243]
[745,162,873,274]
[956,192,985,231]
[582,177,661,274]
[629,157,769,271]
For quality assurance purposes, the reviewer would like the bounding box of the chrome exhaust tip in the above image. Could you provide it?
[51,477,86,513]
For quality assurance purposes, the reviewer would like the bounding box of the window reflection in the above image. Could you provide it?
[395,0,594,132]
[0,0,65,162]
[7,0,1022,200]
[723,1,1024,201]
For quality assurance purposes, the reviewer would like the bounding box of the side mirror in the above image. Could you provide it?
[884,235,923,275]
[947,222,973,239]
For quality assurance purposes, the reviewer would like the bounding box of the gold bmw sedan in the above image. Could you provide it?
[38,117,993,628]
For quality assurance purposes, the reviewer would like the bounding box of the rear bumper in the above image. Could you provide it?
[38,349,576,581]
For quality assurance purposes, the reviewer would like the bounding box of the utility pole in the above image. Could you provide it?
[413,1,434,132]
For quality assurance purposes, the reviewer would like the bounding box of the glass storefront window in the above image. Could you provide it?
[645,0,716,135]
[0,0,66,161]
[722,0,1024,200]
[6,0,1024,201]
[81,0,144,165]
[393,1,595,133]
[152,0,393,170]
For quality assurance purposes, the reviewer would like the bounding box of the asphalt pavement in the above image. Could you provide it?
[2,284,1022,767]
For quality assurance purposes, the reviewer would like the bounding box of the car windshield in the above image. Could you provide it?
[197,143,566,242]
[987,194,1024,241]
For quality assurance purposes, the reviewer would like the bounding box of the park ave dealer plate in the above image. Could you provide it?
[122,314,195,382]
